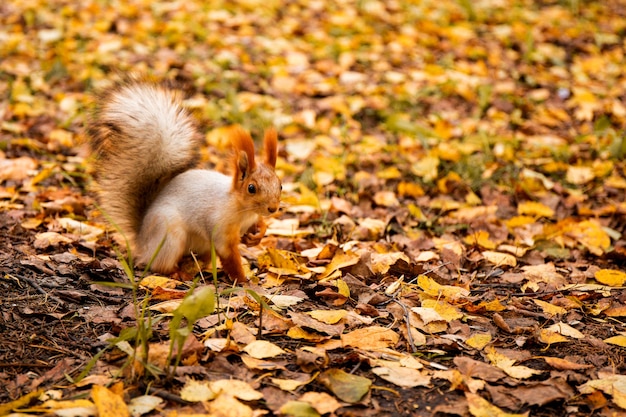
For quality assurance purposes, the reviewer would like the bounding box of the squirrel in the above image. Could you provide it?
[86,81,281,283]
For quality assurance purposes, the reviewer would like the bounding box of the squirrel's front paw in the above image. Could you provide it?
[242,220,267,246]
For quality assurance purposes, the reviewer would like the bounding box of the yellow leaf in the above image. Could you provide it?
[210,380,263,401]
[449,205,497,221]
[466,333,492,350]
[308,309,347,324]
[139,275,178,290]
[377,166,402,179]
[595,269,626,287]
[417,275,470,300]
[572,220,612,255]
[517,201,555,218]
[258,247,309,275]
[398,181,424,198]
[466,392,529,417]
[287,326,325,341]
[566,166,595,185]
[411,306,445,324]
[373,190,399,207]
[486,347,543,379]
[464,230,497,249]
[421,299,463,322]
[479,299,507,312]
[318,250,360,281]
[537,329,568,344]
[206,390,254,417]
[532,299,567,316]
[180,379,216,402]
[497,244,529,257]
[411,155,439,182]
[242,340,286,359]
[506,215,536,228]
[92,385,130,417]
[604,335,626,347]
[371,251,410,274]
[298,392,343,415]
[271,378,308,392]
[0,390,43,415]
[482,251,517,267]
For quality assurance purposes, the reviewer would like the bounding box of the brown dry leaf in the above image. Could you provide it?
[521,263,566,291]
[541,357,593,371]
[0,156,37,181]
[371,365,431,388]
[341,326,399,350]
[579,373,626,410]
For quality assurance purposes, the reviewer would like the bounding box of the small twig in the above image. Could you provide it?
[390,298,417,353]
[146,386,190,405]
[8,273,66,307]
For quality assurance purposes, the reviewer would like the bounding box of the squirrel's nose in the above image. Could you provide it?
[268,206,278,214]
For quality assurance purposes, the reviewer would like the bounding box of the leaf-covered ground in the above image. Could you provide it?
[2,0,626,416]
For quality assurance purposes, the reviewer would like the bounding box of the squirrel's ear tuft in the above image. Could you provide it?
[229,125,256,171]
[237,151,249,180]
[263,127,278,168]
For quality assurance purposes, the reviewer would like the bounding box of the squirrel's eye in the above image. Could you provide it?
[248,184,257,194]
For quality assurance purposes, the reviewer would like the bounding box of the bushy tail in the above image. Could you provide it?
[87,82,202,243]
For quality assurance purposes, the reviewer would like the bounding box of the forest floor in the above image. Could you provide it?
[2,0,626,416]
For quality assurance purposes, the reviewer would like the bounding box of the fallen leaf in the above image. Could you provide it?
[341,326,399,350]
[466,392,529,417]
[91,385,130,417]
[242,340,286,359]
[371,366,431,388]
[595,269,626,287]
[318,368,372,403]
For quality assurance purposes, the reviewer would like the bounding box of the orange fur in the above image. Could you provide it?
[263,127,278,168]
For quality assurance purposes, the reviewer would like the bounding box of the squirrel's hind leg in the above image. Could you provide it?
[137,216,187,274]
